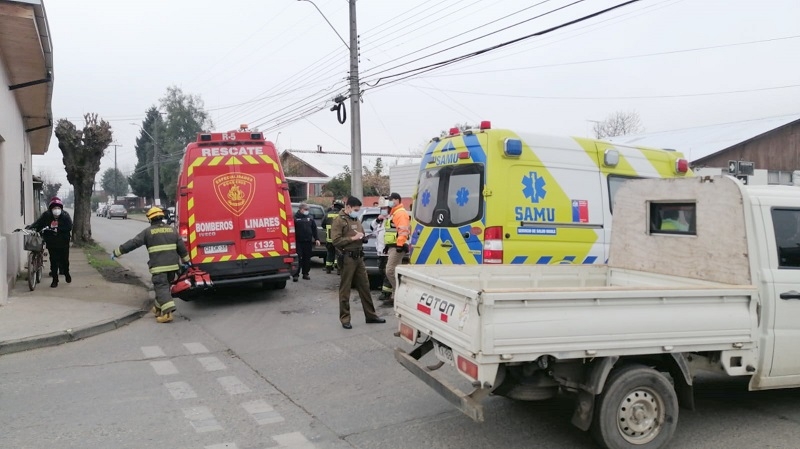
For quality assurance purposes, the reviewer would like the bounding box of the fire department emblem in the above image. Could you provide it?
[213,173,255,216]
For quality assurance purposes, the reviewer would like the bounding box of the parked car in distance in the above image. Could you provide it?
[291,202,327,258]
[107,204,128,219]
[96,204,107,217]
[359,207,384,290]
[166,207,176,225]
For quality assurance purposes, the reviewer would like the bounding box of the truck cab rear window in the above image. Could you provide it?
[772,209,800,268]
[414,163,484,227]
[649,203,696,235]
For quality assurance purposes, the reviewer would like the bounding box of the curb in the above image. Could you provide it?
[0,307,147,356]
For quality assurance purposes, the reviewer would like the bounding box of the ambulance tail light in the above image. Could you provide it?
[483,226,504,264]
[676,158,689,174]
[457,355,479,380]
[458,151,470,160]
[480,121,491,130]
[179,224,188,243]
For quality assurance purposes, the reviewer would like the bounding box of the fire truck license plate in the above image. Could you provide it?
[203,245,228,255]
[434,343,455,366]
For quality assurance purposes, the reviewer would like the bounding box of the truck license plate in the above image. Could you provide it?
[434,343,455,366]
[203,245,228,255]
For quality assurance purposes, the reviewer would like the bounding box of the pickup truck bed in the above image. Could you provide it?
[396,263,757,368]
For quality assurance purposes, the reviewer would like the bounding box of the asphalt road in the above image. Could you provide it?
[3,216,800,448]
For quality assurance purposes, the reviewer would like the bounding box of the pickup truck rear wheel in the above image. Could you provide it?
[591,364,678,449]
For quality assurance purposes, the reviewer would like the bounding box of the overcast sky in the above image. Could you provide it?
[34,0,800,192]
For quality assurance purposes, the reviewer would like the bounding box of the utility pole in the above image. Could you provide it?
[112,143,122,204]
[348,0,363,199]
[153,123,160,206]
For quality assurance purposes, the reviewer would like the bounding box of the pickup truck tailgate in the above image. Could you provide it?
[395,266,484,354]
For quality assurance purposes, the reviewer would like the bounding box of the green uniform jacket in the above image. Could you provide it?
[114,223,191,274]
[331,211,365,252]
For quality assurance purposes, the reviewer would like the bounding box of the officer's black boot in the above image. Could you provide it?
[50,274,58,288]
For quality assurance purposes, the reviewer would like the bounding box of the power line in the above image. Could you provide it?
[361,0,585,79]
[417,34,800,78]
[362,0,552,68]
[406,82,800,100]
[427,0,684,77]
[361,0,643,90]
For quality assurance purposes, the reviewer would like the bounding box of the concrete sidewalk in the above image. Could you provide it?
[0,245,151,355]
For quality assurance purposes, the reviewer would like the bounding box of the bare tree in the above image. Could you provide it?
[55,113,113,245]
[593,111,644,139]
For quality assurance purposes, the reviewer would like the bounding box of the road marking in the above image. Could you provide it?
[165,381,198,400]
[197,356,227,372]
[150,360,178,376]
[273,432,316,449]
[183,342,210,354]
[182,406,223,433]
[205,443,238,449]
[141,346,165,358]
[241,399,284,425]
[217,376,251,395]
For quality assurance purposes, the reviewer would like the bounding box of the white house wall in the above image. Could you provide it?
[0,54,35,304]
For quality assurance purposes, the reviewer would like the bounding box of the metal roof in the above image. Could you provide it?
[281,150,421,178]
[286,176,332,183]
[608,114,800,161]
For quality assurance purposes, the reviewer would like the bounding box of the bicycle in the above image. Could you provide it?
[13,228,47,291]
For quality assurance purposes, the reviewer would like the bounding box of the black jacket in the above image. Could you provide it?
[114,222,190,275]
[294,210,319,243]
[30,210,72,249]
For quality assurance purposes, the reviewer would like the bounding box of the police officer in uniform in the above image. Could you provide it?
[322,200,344,274]
[112,207,191,323]
[331,196,386,329]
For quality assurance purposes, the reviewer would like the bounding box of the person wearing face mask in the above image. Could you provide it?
[382,192,411,307]
[293,203,321,282]
[28,197,73,288]
[330,196,385,329]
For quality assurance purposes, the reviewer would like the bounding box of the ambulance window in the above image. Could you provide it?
[772,209,800,268]
[414,169,441,225]
[447,165,482,226]
[608,175,644,213]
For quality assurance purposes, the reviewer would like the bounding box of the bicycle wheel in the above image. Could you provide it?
[27,252,37,291]
[35,252,43,284]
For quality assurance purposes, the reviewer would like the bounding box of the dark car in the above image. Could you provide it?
[359,207,384,290]
[107,204,128,219]
[291,203,327,258]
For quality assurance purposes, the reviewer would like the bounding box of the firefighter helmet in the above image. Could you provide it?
[146,207,165,221]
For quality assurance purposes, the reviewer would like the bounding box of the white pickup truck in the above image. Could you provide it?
[394,176,800,449]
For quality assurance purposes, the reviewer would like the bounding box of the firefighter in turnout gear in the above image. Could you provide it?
[331,196,385,329]
[323,199,344,274]
[112,207,190,323]
[383,193,411,307]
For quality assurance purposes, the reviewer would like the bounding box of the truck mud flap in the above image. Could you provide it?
[395,341,488,423]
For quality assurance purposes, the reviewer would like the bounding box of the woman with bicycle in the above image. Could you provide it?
[27,197,72,288]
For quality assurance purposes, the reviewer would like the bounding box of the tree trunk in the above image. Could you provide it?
[72,177,94,245]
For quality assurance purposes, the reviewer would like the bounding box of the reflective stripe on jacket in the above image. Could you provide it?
[324,211,339,243]
[115,223,190,275]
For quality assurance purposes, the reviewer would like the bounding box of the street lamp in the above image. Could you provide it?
[298,0,363,199]
[131,123,161,206]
